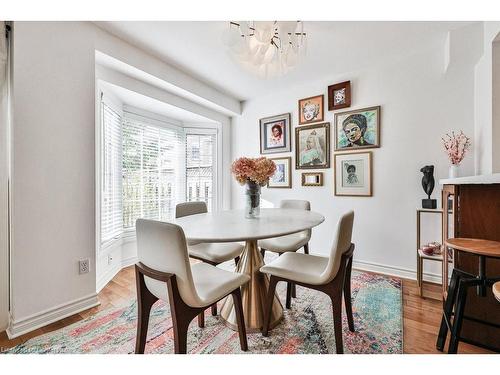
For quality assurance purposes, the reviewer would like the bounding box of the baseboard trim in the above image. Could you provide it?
[6,293,100,339]
[353,259,442,284]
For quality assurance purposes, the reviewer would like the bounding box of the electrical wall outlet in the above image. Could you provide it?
[107,254,113,265]
[79,258,90,274]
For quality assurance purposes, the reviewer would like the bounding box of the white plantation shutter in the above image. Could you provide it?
[122,112,184,229]
[185,132,216,211]
[100,100,123,244]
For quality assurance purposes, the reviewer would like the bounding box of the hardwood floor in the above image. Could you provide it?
[0,266,493,353]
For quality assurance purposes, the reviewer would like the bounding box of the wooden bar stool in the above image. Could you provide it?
[436,238,500,354]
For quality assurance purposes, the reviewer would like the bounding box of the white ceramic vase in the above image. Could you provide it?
[448,164,460,179]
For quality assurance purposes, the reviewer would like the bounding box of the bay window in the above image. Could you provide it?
[99,95,218,247]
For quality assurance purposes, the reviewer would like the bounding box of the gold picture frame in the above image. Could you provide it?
[334,151,372,197]
[302,172,323,186]
[295,122,330,169]
[267,157,292,188]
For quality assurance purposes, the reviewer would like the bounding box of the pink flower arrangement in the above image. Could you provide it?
[231,157,276,186]
[442,131,471,165]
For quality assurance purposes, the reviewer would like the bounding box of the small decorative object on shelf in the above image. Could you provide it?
[420,165,436,209]
[442,131,471,178]
[231,157,276,219]
[420,242,441,256]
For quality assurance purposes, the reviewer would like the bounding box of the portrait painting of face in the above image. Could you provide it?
[260,113,291,154]
[342,160,364,187]
[267,157,292,188]
[298,95,324,125]
[265,120,285,148]
[295,123,330,169]
[334,152,372,197]
[334,106,380,151]
[328,81,351,110]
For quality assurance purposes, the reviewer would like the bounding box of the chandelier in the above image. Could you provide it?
[222,21,307,78]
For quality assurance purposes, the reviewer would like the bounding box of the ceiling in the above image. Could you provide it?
[100,81,216,123]
[96,21,470,102]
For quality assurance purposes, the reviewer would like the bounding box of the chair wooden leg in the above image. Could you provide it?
[343,256,354,332]
[232,288,248,351]
[211,303,217,316]
[262,276,279,337]
[304,243,309,255]
[197,311,205,328]
[135,266,159,354]
[286,282,292,309]
[173,320,190,354]
[330,292,344,354]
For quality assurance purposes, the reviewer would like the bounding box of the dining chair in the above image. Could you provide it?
[260,210,355,354]
[135,219,250,354]
[175,201,244,319]
[258,199,311,307]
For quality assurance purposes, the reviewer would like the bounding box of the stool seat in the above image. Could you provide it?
[494,282,500,303]
[445,238,500,258]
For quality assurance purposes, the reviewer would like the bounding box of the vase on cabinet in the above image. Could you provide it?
[448,164,460,179]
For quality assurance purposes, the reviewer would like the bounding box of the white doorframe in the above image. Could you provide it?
[0,22,12,332]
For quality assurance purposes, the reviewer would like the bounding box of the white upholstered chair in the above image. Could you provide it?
[175,201,244,317]
[135,219,250,354]
[260,210,355,354]
[258,199,311,306]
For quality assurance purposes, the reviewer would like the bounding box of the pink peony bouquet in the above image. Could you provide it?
[442,131,471,165]
[231,157,276,186]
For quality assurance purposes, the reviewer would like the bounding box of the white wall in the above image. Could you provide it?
[492,40,500,172]
[231,42,476,281]
[474,22,500,174]
[8,21,234,337]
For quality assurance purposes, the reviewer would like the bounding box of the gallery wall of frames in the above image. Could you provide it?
[262,80,380,197]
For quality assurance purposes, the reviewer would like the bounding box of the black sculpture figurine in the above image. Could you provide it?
[420,165,437,209]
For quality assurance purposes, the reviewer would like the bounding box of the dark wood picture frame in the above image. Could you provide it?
[259,113,292,154]
[295,122,330,169]
[298,94,324,125]
[334,106,381,151]
[301,172,323,186]
[328,81,351,111]
[334,151,373,197]
[267,157,292,188]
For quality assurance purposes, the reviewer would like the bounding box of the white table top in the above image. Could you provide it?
[173,208,325,243]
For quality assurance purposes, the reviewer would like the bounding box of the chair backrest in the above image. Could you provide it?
[136,219,201,307]
[320,210,354,283]
[280,199,310,210]
[175,201,208,219]
[280,200,312,240]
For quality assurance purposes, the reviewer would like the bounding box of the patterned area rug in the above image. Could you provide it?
[6,271,402,354]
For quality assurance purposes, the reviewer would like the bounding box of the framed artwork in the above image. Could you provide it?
[268,157,292,188]
[334,106,380,151]
[328,81,351,111]
[295,122,330,169]
[334,151,372,197]
[259,113,291,154]
[302,172,323,187]
[298,94,324,125]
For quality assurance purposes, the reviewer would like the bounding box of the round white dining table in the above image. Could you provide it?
[174,208,325,333]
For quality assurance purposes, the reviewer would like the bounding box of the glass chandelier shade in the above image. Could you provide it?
[222,21,307,78]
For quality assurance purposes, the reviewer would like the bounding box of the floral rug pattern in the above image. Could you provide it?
[5,270,402,354]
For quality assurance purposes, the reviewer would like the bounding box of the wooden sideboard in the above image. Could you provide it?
[441,178,500,351]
